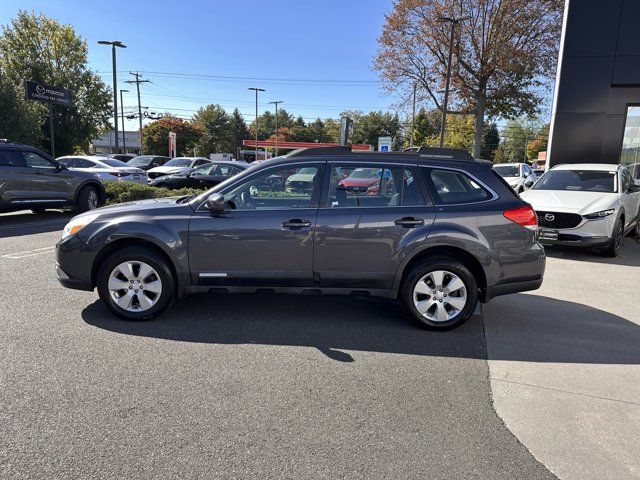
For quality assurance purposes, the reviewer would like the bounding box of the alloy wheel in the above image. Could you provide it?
[412,270,468,322]
[108,261,162,312]
[87,190,98,210]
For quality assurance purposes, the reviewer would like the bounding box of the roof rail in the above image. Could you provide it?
[413,147,474,161]
[287,146,352,157]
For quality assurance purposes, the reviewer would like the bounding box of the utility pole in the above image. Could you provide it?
[269,100,283,157]
[119,89,128,152]
[248,87,265,160]
[410,83,417,148]
[436,16,469,148]
[127,72,150,154]
[97,40,127,153]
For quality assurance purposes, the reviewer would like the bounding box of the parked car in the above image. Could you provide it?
[149,161,249,189]
[0,140,105,213]
[126,155,171,171]
[57,156,147,185]
[521,163,640,256]
[106,153,137,162]
[493,163,537,193]
[285,167,318,193]
[533,168,546,177]
[339,167,396,195]
[146,157,212,180]
[56,146,545,330]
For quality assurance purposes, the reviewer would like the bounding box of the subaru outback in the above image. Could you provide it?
[56,146,545,330]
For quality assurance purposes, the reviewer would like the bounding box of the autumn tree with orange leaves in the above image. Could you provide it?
[375,0,563,157]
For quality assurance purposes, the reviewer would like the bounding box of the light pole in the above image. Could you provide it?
[436,16,469,148]
[119,89,129,152]
[98,40,127,153]
[269,100,283,156]
[248,87,265,160]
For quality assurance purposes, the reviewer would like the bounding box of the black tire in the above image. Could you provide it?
[627,211,640,238]
[603,218,624,257]
[74,185,100,213]
[399,256,479,330]
[96,246,176,320]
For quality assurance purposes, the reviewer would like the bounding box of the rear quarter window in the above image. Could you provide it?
[427,168,494,205]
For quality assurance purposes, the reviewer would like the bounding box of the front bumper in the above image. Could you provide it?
[56,262,93,291]
[537,215,615,248]
[55,235,97,291]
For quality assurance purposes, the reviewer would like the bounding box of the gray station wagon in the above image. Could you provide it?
[56,146,545,329]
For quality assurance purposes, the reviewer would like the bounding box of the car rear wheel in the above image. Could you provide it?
[400,257,479,330]
[96,247,175,320]
[603,218,624,257]
[74,185,100,213]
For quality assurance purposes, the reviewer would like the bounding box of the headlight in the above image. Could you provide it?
[583,209,615,219]
[61,213,99,240]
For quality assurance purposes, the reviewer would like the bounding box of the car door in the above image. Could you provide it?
[621,168,640,228]
[0,149,30,205]
[21,151,75,202]
[314,162,436,290]
[187,162,324,286]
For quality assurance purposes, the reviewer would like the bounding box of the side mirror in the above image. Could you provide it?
[524,178,534,188]
[628,183,640,193]
[55,162,67,171]
[205,193,225,214]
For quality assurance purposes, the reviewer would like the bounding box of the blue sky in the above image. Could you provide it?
[1,0,399,131]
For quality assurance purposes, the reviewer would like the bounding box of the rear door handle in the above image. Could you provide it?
[282,219,312,229]
[394,216,424,228]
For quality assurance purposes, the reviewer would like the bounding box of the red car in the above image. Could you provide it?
[339,167,394,195]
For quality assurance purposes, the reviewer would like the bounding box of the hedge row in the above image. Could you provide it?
[104,181,205,206]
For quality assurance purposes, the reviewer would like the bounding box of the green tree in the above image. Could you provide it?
[0,11,111,154]
[193,104,231,154]
[228,108,250,152]
[494,118,540,163]
[411,108,440,147]
[0,72,43,145]
[481,122,500,160]
[350,111,402,150]
[141,115,204,156]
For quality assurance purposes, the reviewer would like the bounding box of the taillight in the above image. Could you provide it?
[504,205,537,229]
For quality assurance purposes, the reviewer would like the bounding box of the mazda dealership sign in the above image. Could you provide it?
[24,80,72,107]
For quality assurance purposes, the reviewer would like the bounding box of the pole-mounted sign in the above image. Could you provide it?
[168,132,177,158]
[24,80,73,157]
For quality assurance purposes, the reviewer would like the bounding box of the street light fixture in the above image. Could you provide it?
[435,16,469,148]
[269,100,283,157]
[248,87,265,160]
[98,40,127,153]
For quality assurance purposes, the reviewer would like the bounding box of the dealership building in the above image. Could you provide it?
[548,0,640,178]
[90,131,140,155]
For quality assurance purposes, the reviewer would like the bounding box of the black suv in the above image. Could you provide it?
[56,147,545,330]
[0,141,106,213]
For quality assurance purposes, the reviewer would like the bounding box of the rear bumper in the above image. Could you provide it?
[484,277,543,302]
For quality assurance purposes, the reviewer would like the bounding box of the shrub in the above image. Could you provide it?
[104,181,204,205]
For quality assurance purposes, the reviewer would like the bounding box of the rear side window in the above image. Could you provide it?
[428,169,493,205]
[0,151,25,167]
[327,165,426,208]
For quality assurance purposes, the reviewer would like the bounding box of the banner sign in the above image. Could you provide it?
[169,132,177,158]
[24,80,72,107]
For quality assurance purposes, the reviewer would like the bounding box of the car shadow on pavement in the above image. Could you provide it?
[82,291,640,364]
[484,293,640,364]
[543,237,640,267]
[0,210,73,238]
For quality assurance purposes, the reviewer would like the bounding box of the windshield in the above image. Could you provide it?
[190,164,215,175]
[99,159,129,168]
[494,165,520,177]
[128,156,154,166]
[165,158,193,167]
[532,169,617,193]
[349,168,380,179]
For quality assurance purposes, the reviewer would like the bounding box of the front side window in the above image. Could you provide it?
[216,164,240,176]
[223,164,321,210]
[23,152,56,169]
[327,165,426,207]
[428,169,493,204]
[190,164,215,176]
[532,169,617,193]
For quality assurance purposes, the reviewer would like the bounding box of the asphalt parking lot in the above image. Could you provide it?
[1,210,638,479]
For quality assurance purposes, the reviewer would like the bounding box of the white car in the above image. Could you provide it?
[493,163,537,193]
[146,157,212,181]
[521,163,640,257]
[56,155,147,184]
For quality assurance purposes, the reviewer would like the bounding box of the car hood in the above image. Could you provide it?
[147,166,190,174]
[521,189,617,214]
[91,196,194,216]
[505,177,523,187]
[341,178,378,187]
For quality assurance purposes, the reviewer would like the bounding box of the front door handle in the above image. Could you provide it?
[394,216,424,228]
[282,219,312,229]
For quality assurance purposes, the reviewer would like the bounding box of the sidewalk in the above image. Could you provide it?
[484,238,640,479]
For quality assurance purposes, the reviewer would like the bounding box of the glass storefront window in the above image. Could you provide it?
[620,106,640,182]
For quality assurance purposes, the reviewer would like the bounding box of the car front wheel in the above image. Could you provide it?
[400,257,479,330]
[96,247,176,320]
